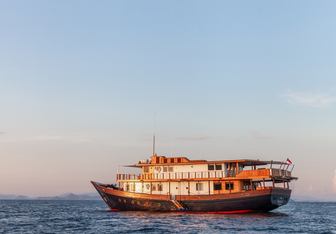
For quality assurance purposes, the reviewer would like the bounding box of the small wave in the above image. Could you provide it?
[0,200,335,233]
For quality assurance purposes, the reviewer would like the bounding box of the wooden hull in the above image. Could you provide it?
[91,181,291,213]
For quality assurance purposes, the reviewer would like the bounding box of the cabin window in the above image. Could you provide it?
[154,166,162,172]
[177,158,181,163]
[225,182,234,190]
[158,184,163,191]
[164,158,168,163]
[163,167,168,172]
[196,182,203,191]
[126,184,130,191]
[243,182,250,191]
[215,164,222,170]
[214,182,222,190]
[208,164,215,170]
[168,167,174,172]
[143,167,149,173]
[152,184,156,191]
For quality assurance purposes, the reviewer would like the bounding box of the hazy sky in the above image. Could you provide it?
[0,1,336,200]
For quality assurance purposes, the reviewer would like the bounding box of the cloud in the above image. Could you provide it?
[0,135,93,143]
[284,91,336,108]
[30,135,92,143]
[176,136,212,141]
[0,131,6,135]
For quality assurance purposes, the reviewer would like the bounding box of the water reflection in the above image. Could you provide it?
[115,210,289,218]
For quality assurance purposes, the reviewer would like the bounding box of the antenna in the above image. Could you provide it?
[152,112,157,156]
[152,134,156,156]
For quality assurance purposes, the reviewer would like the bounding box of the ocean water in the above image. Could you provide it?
[0,200,335,233]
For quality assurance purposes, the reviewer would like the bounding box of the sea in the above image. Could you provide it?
[0,200,335,233]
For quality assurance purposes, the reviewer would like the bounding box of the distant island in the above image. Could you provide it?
[0,193,100,200]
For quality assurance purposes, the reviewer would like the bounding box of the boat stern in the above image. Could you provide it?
[270,187,291,207]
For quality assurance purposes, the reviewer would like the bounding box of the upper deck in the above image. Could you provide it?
[130,155,274,167]
[117,155,296,183]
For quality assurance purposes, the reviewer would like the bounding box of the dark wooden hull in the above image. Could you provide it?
[91,181,291,213]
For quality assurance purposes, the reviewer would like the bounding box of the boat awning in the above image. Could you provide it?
[123,159,285,168]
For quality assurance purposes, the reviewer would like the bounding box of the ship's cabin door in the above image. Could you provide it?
[224,163,236,177]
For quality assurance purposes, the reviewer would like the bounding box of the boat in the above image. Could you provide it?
[92,152,297,213]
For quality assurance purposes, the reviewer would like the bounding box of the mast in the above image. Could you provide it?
[152,134,156,156]
[152,112,157,156]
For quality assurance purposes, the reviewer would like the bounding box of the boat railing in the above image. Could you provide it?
[116,168,292,181]
[116,174,140,180]
[236,168,271,178]
[235,168,292,178]
[117,170,236,181]
[270,168,292,177]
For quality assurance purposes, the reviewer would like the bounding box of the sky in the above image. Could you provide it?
[0,0,336,200]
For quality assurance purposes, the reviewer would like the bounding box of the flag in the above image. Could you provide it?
[286,158,293,165]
